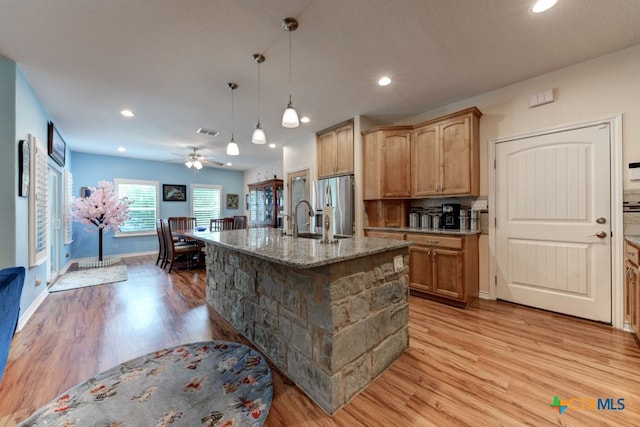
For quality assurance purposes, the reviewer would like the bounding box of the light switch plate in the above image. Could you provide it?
[393,255,403,273]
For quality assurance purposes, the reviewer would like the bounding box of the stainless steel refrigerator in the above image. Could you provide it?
[312,175,355,236]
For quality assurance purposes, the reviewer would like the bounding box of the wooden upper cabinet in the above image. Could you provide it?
[381,128,412,198]
[317,120,354,179]
[362,126,412,199]
[411,107,481,197]
[411,123,440,197]
[362,131,382,200]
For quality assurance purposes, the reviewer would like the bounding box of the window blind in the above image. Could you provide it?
[114,179,159,235]
[191,185,222,227]
[29,134,48,266]
[64,170,73,244]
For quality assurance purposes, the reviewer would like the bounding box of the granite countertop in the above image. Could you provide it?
[364,226,481,236]
[183,228,411,269]
[625,235,640,247]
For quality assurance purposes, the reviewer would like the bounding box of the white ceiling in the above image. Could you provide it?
[1,0,639,171]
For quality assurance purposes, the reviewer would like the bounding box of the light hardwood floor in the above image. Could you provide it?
[1,255,639,426]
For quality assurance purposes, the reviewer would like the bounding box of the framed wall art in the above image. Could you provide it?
[47,121,66,167]
[18,139,30,197]
[162,184,186,201]
[226,193,239,209]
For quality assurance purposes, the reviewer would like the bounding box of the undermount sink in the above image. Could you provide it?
[296,232,350,240]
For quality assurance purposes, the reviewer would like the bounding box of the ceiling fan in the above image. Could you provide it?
[171,147,224,169]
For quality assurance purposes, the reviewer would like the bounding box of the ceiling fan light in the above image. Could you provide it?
[185,160,193,168]
[282,99,299,128]
[252,122,267,144]
[194,160,203,169]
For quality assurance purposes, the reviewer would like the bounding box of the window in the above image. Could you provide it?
[114,179,159,236]
[191,184,222,227]
[29,134,48,266]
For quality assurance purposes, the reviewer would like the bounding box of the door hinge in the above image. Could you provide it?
[494,159,496,168]
[494,276,497,286]
[494,217,497,227]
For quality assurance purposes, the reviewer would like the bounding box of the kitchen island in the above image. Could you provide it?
[187,227,411,414]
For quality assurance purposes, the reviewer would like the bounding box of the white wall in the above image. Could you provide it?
[396,44,640,295]
[282,134,316,221]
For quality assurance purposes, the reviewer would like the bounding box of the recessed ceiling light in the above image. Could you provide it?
[117,147,126,152]
[300,116,310,124]
[226,162,232,166]
[531,0,558,13]
[269,143,276,148]
[378,76,391,86]
[120,109,135,117]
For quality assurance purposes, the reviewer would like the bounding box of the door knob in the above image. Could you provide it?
[593,231,607,239]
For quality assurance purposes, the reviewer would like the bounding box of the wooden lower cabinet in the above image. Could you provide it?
[364,230,406,240]
[625,240,640,336]
[407,233,478,308]
[365,229,479,308]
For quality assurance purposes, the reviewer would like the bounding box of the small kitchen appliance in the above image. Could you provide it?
[441,203,461,229]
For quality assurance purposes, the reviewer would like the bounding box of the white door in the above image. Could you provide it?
[495,124,611,322]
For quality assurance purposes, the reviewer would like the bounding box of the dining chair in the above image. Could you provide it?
[168,217,197,232]
[155,219,167,266]
[210,218,234,231]
[232,215,247,229]
[162,219,200,273]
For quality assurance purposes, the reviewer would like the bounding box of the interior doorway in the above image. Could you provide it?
[489,116,623,326]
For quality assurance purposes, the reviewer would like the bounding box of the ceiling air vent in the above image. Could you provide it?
[196,128,220,137]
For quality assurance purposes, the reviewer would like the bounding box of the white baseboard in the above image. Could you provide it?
[16,287,48,332]
[478,291,492,300]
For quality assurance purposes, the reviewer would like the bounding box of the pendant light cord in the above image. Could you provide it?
[231,86,235,139]
[288,30,292,99]
[257,60,261,122]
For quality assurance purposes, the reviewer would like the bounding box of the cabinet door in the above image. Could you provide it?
[631,262,640,335]
[409,246,434,293]
[440,115,472,195]
[317,131,336,178]
[433,248,464,299]
[334,124,354,175]
[362,132,381,199]
[382,130,411,198]
[411,124,440,196]
[625,262,633,324]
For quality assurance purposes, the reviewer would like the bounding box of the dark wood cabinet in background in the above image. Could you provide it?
[248,179,283,228]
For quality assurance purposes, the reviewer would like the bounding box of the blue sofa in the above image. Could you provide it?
[0,266,25,383]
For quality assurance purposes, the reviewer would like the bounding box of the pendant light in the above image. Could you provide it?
[226,82,240,156]
[251,53,267,144]
[281,17,299,128]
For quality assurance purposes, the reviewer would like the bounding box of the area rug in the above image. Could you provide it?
[48,265,128,293]
[19,340,273,426]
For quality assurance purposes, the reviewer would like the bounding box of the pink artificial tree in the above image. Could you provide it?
[71,181,131,262]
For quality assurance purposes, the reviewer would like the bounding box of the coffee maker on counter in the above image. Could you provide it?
[441,203,461,229]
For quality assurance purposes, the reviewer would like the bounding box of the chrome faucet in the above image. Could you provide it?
[293,200,313,238]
